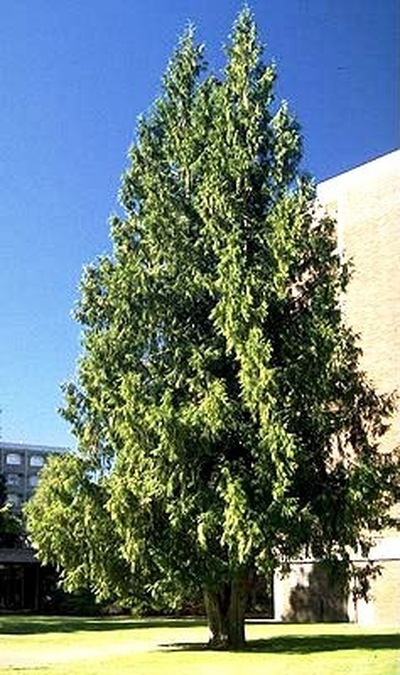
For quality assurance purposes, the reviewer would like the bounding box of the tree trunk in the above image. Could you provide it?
[204,569,248,650]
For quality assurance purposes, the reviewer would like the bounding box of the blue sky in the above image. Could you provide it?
[0,0,398,448]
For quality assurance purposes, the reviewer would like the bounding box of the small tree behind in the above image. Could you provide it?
[0,473,24,548]
[26,9,398,649]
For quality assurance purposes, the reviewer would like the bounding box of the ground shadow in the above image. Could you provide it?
[162,632,400,654]
[0,615,206,636]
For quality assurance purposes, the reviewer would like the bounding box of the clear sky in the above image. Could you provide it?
[0,0,398,449]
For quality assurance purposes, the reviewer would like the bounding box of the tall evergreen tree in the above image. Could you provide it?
[26,10,398,648]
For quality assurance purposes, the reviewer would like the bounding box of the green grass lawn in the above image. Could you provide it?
[0,615,398,675]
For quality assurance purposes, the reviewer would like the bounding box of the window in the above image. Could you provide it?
[7,493,21,508]
[6,474,20,487]
[6,453,22,466]
[28,474,39,487]
[30,455,44,468]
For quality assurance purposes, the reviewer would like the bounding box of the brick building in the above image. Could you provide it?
[274,149,400,626]
[318,149,400,452]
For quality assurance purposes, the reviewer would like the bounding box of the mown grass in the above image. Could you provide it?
[0,615,398,675]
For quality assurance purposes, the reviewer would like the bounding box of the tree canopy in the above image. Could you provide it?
[26,9,398,649]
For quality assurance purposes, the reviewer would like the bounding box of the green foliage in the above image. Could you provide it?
[26,7,398,618]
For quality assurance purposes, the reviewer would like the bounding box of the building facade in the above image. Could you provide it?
[318,149,400,452]
[0,441,67,611]
[274,149,400,626]
[0,441,66,512]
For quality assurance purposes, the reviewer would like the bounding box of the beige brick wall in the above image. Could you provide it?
[349,536,400,626]
[275,152,400,627]
[318,149,400,451]
[274,561,348,623]
[317,150,400,627]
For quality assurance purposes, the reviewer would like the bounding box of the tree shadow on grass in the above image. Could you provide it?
[0,615,206,636]
[163,632,400,654]
[247,633,400,654]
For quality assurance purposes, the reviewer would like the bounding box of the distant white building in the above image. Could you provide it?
[0,441,69,611]
[0,441,67,511]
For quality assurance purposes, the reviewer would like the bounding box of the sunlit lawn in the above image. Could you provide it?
[0,615,398,675]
